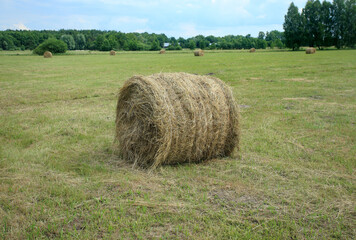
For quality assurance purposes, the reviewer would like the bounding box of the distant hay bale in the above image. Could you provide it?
[194,49,204,56]
[43,51,52,58]
[115,72,240,168]
[159,49,166,54]
[110,50,116,56]
[306,47,316,54]
[249,48,256,53]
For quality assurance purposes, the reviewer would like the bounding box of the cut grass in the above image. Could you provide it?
[0,49,355,239]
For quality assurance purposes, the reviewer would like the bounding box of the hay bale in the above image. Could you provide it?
[249,48,256,53]
[159,49,166,54]
[194,49,204,56]
[306,47,316,54]
[110,50,116,56]
[115,72,240,168]
[43,51,52,58]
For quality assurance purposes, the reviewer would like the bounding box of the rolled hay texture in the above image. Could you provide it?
[43,51,52,58]
[306,47,316,54]
[159,49,166,54]
[115,72,240,168]
[249,48,256,53]
[110,50,116,55]
[194,49,204,56]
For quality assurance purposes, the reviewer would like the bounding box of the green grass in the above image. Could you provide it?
[0,49,355,239]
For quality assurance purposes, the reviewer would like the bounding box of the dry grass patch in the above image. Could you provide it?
[282,78,314,82]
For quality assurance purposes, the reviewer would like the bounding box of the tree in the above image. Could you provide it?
[75,34,86,50]
[94,35,105,50]
[60,34,75,50]
[258,31,265,40]
[321,0,334,47]
[303,0,323,48]
[332,0,347,48]
[188,40,196,50]
[343,0,356,48]
[101,39,111,51]
[150,39,161,51]
[283,2,304,50]
[33,38,67,55]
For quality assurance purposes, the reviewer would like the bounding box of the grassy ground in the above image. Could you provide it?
[0,49,355,239]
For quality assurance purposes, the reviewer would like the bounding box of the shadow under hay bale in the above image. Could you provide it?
[43,51,52,58]
[249,48,256,53]
[194,49,204,56]
[159,49,166,54]
[110,50,116,55]
[306,47,316,54]
[115,72,240,169]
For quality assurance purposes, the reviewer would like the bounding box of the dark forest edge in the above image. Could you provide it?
[0,0,354,53]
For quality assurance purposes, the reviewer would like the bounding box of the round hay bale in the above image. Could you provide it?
[159,49,166,54]
[110,50,116,56]
[43,51,52,58]
[194,49,204,56]
[306,47,316,54]
[115,72,240,168]
[249,48,256,53]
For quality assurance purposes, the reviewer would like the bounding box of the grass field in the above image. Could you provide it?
[0,49,355,239]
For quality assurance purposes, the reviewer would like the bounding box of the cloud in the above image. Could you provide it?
[13,23,30,30]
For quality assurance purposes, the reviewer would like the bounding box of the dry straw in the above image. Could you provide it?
[115,72,240,168]
[194,49,204,56]
[306,47,316,54]
[159,49,166,54]
[249,48,256,53]
[43,51,52,58]
[110,50,116,55]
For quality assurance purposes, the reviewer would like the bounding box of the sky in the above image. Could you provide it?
[0,0,309,38]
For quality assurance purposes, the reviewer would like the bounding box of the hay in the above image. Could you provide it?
[43,51,52,58]
[306,47,316,54]
[115,72,240,168]
[249,48,256,53]
[194,49,204,56]
[159,49,166,54]
[110,50,116,56]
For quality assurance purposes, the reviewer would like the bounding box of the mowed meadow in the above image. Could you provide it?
[0,49,355,239]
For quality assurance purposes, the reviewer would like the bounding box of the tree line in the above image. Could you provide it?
[0,0,354,52]
[284,0,355,50]
[0,28,284,52]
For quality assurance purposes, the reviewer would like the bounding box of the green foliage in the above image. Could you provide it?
[188,40,196,50]
[302,0,323,47]
[75,34,86,50]
[150,39,161,51]
[33,38,67,55]
[60,34,76,50]
[283,0,356,49]
[258,31,265,40]
[284,2,304,50]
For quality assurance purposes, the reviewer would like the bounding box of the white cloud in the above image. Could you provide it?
[13,23,30,30]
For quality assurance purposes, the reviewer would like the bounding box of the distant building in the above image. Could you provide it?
[163,43,170,48]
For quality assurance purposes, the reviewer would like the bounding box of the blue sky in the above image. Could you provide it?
[0,0,308,38]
